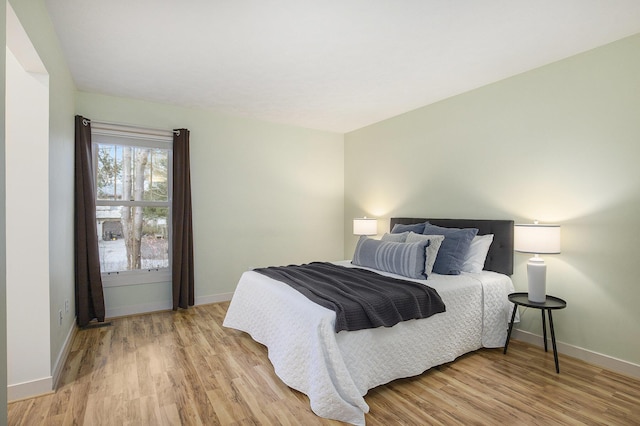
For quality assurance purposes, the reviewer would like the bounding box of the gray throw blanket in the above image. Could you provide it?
[253,262,446,332]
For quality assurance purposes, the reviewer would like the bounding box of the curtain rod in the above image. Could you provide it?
[82,118,180,136]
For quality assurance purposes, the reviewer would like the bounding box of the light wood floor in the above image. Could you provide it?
[8,302,640,425]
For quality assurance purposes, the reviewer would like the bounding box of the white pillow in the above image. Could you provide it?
[405,232,445,276]
[461,234,494,273]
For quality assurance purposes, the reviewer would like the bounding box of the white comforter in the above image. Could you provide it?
[223,261,516,425]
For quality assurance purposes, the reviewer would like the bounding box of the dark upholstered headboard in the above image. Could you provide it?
[390,218,514,275]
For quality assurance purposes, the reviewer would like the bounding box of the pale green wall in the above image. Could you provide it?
[9,0,77,387]
[6,3,638,408]
[76,92,345,314]
[1,0,7,419]
[345,34,640,365]
[6,42,51,390]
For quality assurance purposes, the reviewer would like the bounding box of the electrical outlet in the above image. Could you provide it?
[58,310,63,325]
[65,300,70,313]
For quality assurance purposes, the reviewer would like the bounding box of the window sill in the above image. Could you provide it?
[102,269,171,288]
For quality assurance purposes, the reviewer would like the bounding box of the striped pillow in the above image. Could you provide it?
[352,236,429,279]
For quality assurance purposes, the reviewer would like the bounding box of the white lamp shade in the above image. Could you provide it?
[353,218,377,236]
[514,223,561,254]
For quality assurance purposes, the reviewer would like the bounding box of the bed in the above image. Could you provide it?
[223,218,516,425]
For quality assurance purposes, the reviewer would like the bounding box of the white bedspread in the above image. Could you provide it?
[223,261,515,425]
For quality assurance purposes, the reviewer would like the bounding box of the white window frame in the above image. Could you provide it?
[91,125,173,287]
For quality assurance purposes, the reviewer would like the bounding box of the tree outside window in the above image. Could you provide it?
[94,141,171,275]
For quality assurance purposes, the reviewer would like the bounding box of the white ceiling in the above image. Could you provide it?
[45,1,640,133]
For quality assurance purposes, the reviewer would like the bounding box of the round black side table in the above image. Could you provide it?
[503,292,567,373]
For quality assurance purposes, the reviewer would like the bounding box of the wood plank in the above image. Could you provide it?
[8,302,640,425]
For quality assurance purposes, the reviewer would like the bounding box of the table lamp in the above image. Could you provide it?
[353,217,378,236]
[514,221,561,303]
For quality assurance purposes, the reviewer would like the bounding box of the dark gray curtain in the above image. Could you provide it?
[172,128,194,309]
[74,115,106,326]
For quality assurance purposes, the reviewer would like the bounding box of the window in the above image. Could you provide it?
[92,126,172,286]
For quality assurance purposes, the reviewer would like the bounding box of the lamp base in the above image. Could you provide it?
[527,256,547,303]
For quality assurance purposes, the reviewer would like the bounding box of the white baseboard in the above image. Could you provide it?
[105,293,234,319]
[52,320,77,390]
[8,320,77,402]
[196,292,233,305]
[106,301,172,318]
[512,329,640,379]
[8,376,53,402]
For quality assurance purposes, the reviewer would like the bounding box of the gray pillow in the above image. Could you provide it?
[391,222,426,234]
[381,231,409,243]
[352,236,429,279]
[405,233,445,275]
[422,223,478,275]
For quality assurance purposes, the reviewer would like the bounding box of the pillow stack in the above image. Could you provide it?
[353,221,494,279]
